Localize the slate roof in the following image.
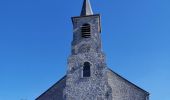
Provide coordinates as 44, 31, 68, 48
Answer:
108, 68, 149, 95
36, 68, 149, 100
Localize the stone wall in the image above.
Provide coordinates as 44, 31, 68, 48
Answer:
64, 52, 112, 100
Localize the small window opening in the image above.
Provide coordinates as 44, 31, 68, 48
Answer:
81, 23, 91, 38
83, 62, 91, 77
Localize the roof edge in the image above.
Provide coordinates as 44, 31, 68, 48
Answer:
35, 75, 66, 100
108, 68, 150, 95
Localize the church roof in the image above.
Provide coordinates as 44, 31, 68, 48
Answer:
80, 0, 93, 16
36, 76, 66, 100
36, 68, 149, 100
108, 69, 149, 95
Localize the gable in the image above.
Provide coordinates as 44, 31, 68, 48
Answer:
36, 76, 66, 100
107, 68, 149, 100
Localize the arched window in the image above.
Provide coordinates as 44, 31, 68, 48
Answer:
81, 23, 91, 38
83, 62, 91, 77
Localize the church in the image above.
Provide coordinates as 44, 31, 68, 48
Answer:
36, 0, 149, 100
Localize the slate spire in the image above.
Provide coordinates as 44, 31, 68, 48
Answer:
80, 0, 93, 16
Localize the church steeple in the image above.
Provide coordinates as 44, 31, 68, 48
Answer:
71, 0, 101, 55
80, 0, 93, 16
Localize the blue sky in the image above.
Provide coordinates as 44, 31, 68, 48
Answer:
0, 0, 170, 100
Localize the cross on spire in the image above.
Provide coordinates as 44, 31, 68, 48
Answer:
80, 0, 93, 16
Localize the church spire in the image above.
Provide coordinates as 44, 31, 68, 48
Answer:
80, 0, 93, 16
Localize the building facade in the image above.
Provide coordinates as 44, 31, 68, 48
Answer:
36, 0, 149, 100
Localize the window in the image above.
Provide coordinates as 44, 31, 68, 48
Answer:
83, 62, 91, 77
81, 23, 91, 38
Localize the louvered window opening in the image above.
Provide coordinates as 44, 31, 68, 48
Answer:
81, 24, 91, 38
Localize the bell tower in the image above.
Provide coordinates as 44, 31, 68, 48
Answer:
71, 0, 102, 55
64, 0, 112, 100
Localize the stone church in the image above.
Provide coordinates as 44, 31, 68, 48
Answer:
36, 0, 149, 100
